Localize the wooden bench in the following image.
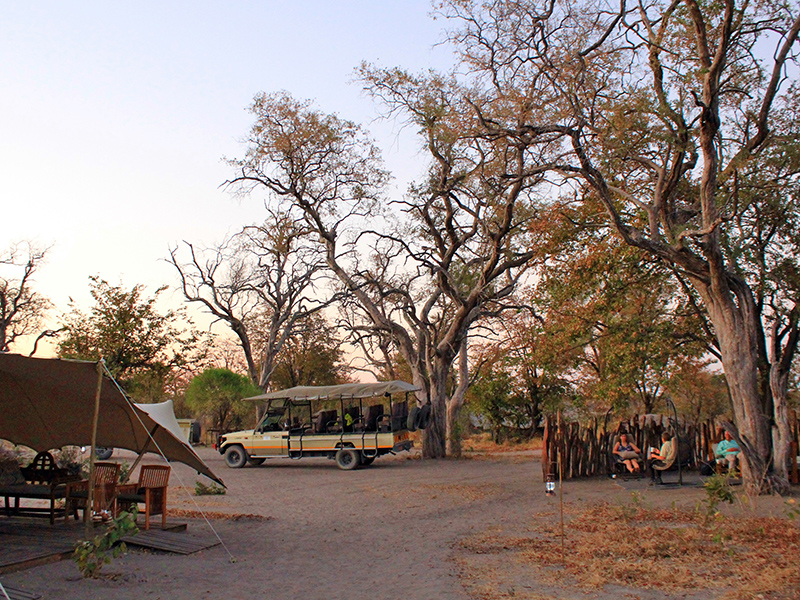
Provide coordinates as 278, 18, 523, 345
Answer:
0, 451, 81, 524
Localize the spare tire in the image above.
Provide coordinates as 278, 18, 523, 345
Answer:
190, 421, 201, 444
95, 447, 113, 460
415, 403, 432, 430
407, 406, 420, 431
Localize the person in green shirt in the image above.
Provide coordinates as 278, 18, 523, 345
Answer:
715, 431, 740, 471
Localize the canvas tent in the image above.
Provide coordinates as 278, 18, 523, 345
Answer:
0, 353, 223, 486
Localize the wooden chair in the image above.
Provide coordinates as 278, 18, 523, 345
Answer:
116, 465, 171, 530
65, 462, 120, 522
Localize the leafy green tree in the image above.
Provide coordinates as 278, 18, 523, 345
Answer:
468, 368, 514, 443
184, 368, 260, 432
666, 364, 730, 426
524, 208, 710, 416
57, 276, 208, 401
470, 302, 577, 434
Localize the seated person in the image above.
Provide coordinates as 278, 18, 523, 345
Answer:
648, 432, 676, 483
714, 431, 740, 472
613, 432, 642, 474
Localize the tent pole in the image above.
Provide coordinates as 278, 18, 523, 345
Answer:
85, 361, 104, 538
121, 424, 159, 483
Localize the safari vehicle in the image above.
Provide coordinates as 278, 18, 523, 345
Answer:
217, 381, 423, 470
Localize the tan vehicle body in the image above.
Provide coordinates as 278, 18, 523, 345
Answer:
222, 429, 411, 459
217, 381, 418, 470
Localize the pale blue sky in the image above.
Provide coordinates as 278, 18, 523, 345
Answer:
1, 1, 454, 347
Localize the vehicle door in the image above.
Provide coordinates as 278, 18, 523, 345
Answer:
249, 403, 288, 457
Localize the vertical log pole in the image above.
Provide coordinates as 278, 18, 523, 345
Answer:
85, 361, 104, 538
542, 415, 550, 482
558, 410, 565, 566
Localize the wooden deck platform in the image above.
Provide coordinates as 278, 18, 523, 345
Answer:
0, 517, 189, 575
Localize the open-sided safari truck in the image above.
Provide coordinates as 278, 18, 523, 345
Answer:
217, 381, 423, 470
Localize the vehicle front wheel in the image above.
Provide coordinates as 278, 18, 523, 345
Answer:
224, 445, 247, 468
335, 448, 361, 470
247, 457, 266, 466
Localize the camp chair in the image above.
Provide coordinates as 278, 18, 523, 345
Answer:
652, 437, 694, 485
713, 441, 741, 477
391, 400, 408, 432
65, 462, 120, 522
324, 410, 340, 433
610, 434, 643, 477
364, 404, 384, 431
116, 465, 171, 530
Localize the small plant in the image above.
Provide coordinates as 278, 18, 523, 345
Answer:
616, 491, 645, 522
118, 461, 132, 483
195, 481, 226, 496
697, 474, 735, 527
73, 507, 139, 578
785, 498, 799, 521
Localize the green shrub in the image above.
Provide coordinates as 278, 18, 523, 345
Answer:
195, 481, 226, 496
73, 507, 139, 578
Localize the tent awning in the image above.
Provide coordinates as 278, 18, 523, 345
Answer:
0, 354, 223, 486
246, 380, 419, 402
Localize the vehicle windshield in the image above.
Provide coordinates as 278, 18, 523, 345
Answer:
256, 400, 288, 432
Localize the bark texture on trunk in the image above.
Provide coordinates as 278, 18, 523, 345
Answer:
693, 279, 776, 493
423, 373, 448, 459
446, 341, 469, 458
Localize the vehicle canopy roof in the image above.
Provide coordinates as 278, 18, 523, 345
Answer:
245, 381, 419, 402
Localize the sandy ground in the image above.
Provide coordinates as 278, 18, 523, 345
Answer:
1, 447, 793, 600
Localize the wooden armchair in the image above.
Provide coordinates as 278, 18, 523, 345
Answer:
116, 465, 171, 530
65, 462, 120, 522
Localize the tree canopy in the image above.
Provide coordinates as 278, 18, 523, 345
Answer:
185, 367, 260, 432
434, 0, 800, 491
57, 276, 209, 402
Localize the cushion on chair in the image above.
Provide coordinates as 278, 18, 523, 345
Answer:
617, 451, 640, 460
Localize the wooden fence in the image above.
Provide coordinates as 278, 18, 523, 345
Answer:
542, 409, 800, 483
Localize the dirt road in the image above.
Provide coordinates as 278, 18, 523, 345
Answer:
1, 447, 772, 600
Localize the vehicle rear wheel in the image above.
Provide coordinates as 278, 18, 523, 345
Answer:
360, 454, 375, 466
224, 445, 247, 468
247, 457, 266, 466
335, 448, 361, 470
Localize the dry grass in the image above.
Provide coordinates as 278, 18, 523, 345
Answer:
414, 482, 502, 503
168, 508, 271, 521
455, 501, 800, 600
462, 432, 543, 454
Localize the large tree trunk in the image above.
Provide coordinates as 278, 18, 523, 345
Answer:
446, 340, 469, 457
695, 280, 775, 493
423, 370, 448, 458
768, 306, 799, 489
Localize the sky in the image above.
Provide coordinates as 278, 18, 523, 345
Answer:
1, 1, 455, 352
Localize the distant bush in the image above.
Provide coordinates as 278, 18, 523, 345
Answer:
195, 481, 226, 496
